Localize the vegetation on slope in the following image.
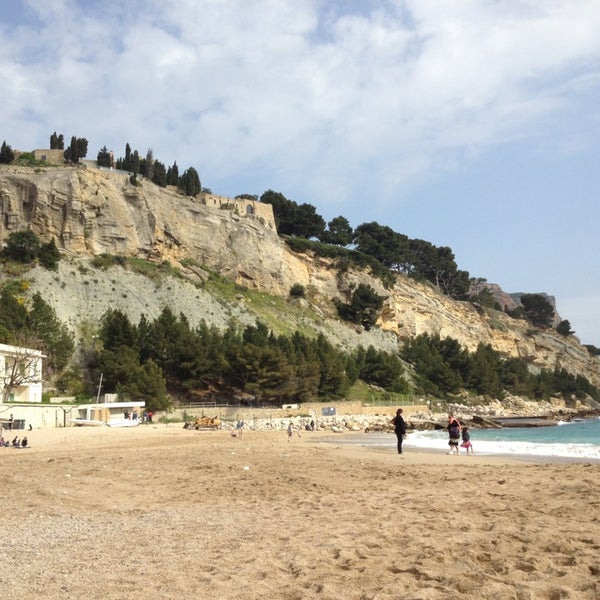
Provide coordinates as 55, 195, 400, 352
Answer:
0, 251, 596, 412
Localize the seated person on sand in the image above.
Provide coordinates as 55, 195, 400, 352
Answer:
21, 437, 28, 448
12, 436, 20, 447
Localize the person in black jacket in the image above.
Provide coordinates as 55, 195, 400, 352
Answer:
391, 408, 407, 454
447, 415, 461, 455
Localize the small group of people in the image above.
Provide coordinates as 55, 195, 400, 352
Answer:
447, 415, 474, 455
390, 409, 474, 456
287, 419, 316, 440
287, 421, 302, 440
0, 436, 28, 448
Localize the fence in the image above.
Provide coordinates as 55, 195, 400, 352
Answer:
162, 397, 434, 424
363, 394, 446, 410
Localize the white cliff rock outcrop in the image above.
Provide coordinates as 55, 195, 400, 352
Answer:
1, 164, 598, 388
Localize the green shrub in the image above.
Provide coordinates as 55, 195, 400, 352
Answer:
91, 254, 126, 269
336, 283, 385, 330
289, 283, 306, 298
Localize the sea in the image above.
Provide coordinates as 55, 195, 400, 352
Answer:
333, 417, 600, 461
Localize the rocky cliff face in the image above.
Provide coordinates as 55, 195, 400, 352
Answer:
0, 164, 293, 293
1, 164, 599, 388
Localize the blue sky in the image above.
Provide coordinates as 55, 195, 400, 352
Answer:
1, 0, 599, 344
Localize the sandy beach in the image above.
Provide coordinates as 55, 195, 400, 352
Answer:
1, 425, 599, 599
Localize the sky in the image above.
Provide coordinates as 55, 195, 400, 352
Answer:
1, 0, 599, 345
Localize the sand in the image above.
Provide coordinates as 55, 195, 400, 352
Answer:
1, 425, 599, 600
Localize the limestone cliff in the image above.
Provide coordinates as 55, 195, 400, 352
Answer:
1, 164, 598, 389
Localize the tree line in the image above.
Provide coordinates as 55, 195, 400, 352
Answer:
87, 307, 407, 411
103, 143, 202, 196
1, 131, 88, 165
88, 307, 597, 411
258, 190, 578, 336
1, 133, 202, 198
258, 189, 470, 298
401, 333, 597, 400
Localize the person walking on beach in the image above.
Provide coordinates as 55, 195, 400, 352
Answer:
391, 408, 407, 454
447, 415, 461, 455
287, 422, 293, 441
460, 426, 473, 455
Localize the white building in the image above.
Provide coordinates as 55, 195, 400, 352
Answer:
0, 342, 44, 403
71, 401, 146, 426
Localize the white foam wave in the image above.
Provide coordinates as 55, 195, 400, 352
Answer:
405, 430, 600, 460
329, 429, 600, 460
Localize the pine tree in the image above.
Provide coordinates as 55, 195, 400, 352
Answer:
38, 238, 61, 270
123, 143, 132, 171
27, 292, 74, 374
166, 161, 179, 186
0, 140, 15, 164
97, 146, 112, 168
179, 167, 201, 196
50, 132, 64, 149
64, 136, 88, 163
152, 160, 167, 187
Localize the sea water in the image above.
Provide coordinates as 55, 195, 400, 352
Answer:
339, 417, 600, 460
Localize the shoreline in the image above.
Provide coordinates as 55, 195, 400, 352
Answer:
314, 431, 600, 465
7, 423, 600, 465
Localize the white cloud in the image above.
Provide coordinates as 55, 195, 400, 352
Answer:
3, 1, 600, 189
